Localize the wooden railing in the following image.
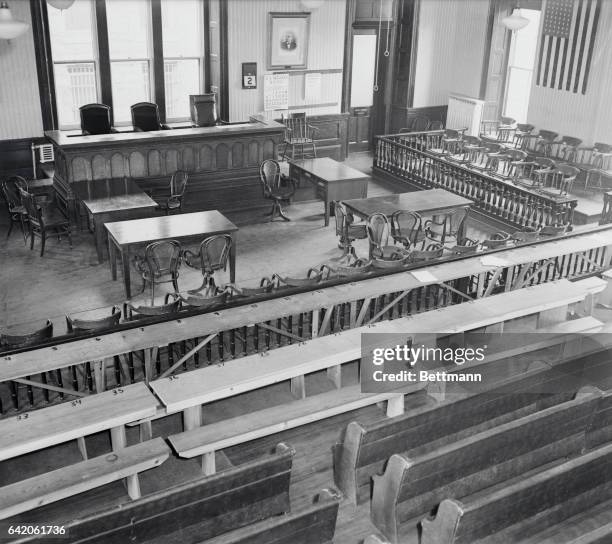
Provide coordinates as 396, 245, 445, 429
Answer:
1, 228, 610, 416
374, 133, 578, 229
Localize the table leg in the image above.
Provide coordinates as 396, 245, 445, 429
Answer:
324, 196, 330, 227
229, 233, 236, 283
94, 218, 105, 264
122, 246, 132, 299
458, 207, 469, 241
109, 238, 117, 280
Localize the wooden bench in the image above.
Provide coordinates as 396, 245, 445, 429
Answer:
371, 386, 603, 542
421, 441, 612, 544
14, 443, 295, 544
204, 489, 340, 544
363, 536, 389, 544
0, 438, 169, 520
333, 360, 590, 505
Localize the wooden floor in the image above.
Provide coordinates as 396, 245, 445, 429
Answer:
0, 152, 501, 334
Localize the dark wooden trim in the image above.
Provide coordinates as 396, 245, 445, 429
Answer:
388, 104, 447, 132
383, 0, 401, 133
30, 0, 57, 131
218, 0, 229, 121
94, 0, 113, 122
203, 0, 212, 88
0, 137, 47, 178
341, 0, 357, 112
150, 0, 166, 122
479, 0, 496, 100
407, 0, 420, 107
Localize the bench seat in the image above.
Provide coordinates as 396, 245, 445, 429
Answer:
0, 438, 170, 520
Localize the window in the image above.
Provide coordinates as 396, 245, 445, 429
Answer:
503, 9, 542, 123
106, 0, 153, 124
48, 0, 98, 129
161, 0, 204, 121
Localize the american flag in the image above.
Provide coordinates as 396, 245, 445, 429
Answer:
536, 0, 601, 94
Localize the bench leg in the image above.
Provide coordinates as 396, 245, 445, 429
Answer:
110, 424, 142, 499
77, 436, 88, 460
537, 305, 568, 328
139, 421, 153, 442
126, 474, 142, 500
201, 452, 216, 475
427, 380, 446, 402
386, 394, 405, 417
291, 375, 306, 399
183, 406, 202, 431
92, 360, 106, 393
327, 366, 342, 389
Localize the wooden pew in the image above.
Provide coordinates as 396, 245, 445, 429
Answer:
154, 279, 591, 475
420, 441, 612, 544
333, 364, 585, 506
204, 489, 340, 544
587, 389, 612, 449
12, 443, 295, 544
371, 386, 603, 542
0, 438, 169, 519
363, 536, 389, 544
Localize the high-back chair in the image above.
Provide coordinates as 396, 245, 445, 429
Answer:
151, 170, 188, 215
367, 213, 398, 259
79, 103, 115, 135
20, 189, 72, 256
131, 102, 169, 132
190, 94, 221, 127
334, 202, 367, 259
259, 159, 296, 221
133, 240, 182, 305
183, 234, 232, 294
391, 210, 422, 248
280, 112, 317, 160
1, 177, 28, 241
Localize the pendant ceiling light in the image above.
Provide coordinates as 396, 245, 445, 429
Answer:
0, 2, 29, 40
301, 0, 325, 10
502, 7, 530, 31
47, 0, 76, 10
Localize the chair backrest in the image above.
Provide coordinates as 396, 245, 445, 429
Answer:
516, 123, 534, 133
123, 296, 181, 321
190, 93, 218, 127
131, 102, 162, 132
538, 129, 558, 141
500, 116, 516, 126
594, 142, 612, 154
19, 189, 42, 225
80, 103, 112, 135
533, 157, 556, 169
504, 149, 527, 162
556, 164, 580, 178
367, 213, 390, 250
282, 112, 310, 141
144, 240, 182, 277
334, 201, 349, 238
0, 320, 53, 349
199, 234, 232, 274
170, 170, 189, 198
410, 116, 430, 131
391, 210, 421, 246
260, 159, 281, 196
66, 307, 121, 334
428, 120, 444, 130
1, 176, 27, 209
561, 135, 582, 148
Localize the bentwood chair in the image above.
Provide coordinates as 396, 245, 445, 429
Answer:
183, 234, 232, 294
0, 320, 54, 410
260, 159, 296, 221
366, 213, 399, 260
600, 192, 612, 225
134, 240, 182, 305
150, 170, 189, 215
1, 177, 28, 241
66, 307, 122, 389
428, 120, 445, 130
280, 112, 318, 160
79, 103, 116, 135
131, 102, 169, 132
391, 210, 423, 248
20, 189, 71, 256
334, 201, 367, 259
424, 207, 469, 246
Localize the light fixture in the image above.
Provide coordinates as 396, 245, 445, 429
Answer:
502, 7, 530, 31
0, 2, 29, 40
47, 0, 76, 10
301, 0, 325, 10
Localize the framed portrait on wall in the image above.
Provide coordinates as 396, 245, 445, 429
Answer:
267, 12, 311, 70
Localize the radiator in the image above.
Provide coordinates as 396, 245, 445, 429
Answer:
446, 94, 484, 136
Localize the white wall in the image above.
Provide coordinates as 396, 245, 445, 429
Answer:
226, 0, 346, 121
0, 0, 43, 140
526, 0, 612, 145
413, 0, 490, 107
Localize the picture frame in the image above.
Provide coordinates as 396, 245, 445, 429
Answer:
267, 12, 311, 70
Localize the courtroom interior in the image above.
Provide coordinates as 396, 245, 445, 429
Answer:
1, 0, 612, 542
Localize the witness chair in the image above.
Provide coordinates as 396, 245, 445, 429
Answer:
280, 113, 318, 160
190, 94, 225, 127
150, 170, 189, 215
260, 159, 296, 221
20, 189, 71, 256
131, 102, 169, 132
1, 177, 28, 241
183, 234, 232, 295
428, 120, 444, 130
133, 240, 182, 305
424, 207, 469, 246
334, 202, 367, 259
366, 213, 398, 260
79, 103, 116, 135
390, 210, 423, 248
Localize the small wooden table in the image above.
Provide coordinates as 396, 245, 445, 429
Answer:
343, 189, 473, 240
105, 210, 238, 298
73, 179, 157, 264
290, 158, 369, 226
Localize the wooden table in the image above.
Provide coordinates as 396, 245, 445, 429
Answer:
105, 210, 238, 298
290, 158, 369, 226
73, 178, 157, 264
343, 189, 473, 240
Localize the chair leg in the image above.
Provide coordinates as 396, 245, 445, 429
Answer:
6, 219, 13, 239
277, 201, 291, 222
40, 231, 46, 257
172, 278, 179, 293
29, 229, 35, 250
151, 281, 155, 306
